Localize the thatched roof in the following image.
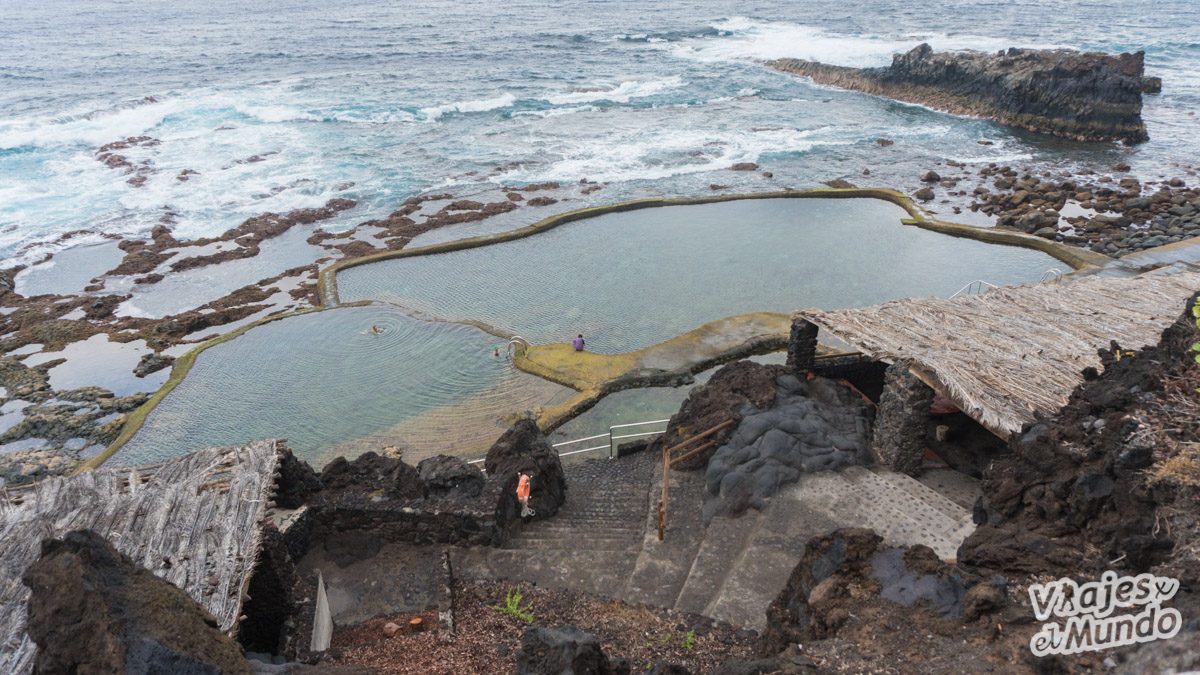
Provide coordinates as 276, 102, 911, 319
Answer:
797, 271, 1200, 437
0, 441, 282, 674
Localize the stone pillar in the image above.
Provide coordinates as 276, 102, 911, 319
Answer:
787, 318, 819, 375
870, 359, 933, 476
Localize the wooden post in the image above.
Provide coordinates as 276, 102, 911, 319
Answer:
658, 445, 669, 541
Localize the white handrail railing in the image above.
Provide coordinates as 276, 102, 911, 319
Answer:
949, 279, 999, 299
466, 417, 672, 465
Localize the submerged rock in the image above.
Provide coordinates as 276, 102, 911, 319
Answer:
772, 44, 1150, 143
23, 529, 252, 674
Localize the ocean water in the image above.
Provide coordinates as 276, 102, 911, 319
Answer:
2, 0, 1198, 266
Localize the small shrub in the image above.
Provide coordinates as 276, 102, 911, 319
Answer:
681, 629, 696, 651
493, 587, 535, 623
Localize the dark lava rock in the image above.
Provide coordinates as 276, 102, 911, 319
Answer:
960, 295, 1200, 577
23, 529, 251, 675
527, 196, 559, 207
319, 451, 423, 501
730, 162, 759, 171
913, 186, 935, 202
134, 352, 175, 378
485, 418, 567, 519
772, 44, 1150, 143
703, 375, 872, 521
275, 447, 322, 509
822, 178, 857, 189
1140, 76, 1163, 94
762, 528, 986, 654
418, 454, 484, 499
920, 170, 941, 183
875, 138, 894, 146
659, 360, 780, 471
515, 625, 620, 675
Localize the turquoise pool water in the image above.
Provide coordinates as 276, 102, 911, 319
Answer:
113, 305, 566, 467
337, 198, 1061, 353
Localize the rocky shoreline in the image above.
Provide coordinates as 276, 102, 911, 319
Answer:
904, 159, 1200, 257
773, 44, 1152, 144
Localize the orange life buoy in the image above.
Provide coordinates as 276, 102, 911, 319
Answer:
516, 474, 531, 502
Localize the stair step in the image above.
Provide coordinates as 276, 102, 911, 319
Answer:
914, 468, 982, 511
503, 537, 640, 552
619, 466, 707, 608
842, 466, 970, 532
871, 468, 975, 520
789, 467, 973, 561
704, 494, 840, 630
673, 510, 762, 616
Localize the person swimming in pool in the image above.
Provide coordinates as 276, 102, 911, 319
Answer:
370, 324, 382, 334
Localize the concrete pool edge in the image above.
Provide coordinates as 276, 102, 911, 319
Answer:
317, 187, 1110, 305
75, 306, 324, 473
83, 187, 1110, 473
515, 312, 796, 433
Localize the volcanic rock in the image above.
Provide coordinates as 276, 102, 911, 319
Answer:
515, 625, 620, 675
23, 529, 251, 674
418, 454, 485, 499
771, 44, 1150, 143
659, 361, 780, 470
319, 451, 423, 501
484, 418, 567, 519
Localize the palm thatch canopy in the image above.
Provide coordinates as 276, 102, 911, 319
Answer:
0, 440, 283, 674
797, 271, 1200, 437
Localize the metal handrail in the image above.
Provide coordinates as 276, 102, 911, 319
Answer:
465, 417, 672, 465
949, 279, 999, 299
1040, 268, 1065, 284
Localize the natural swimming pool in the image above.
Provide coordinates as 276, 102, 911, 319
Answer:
336, 198, 1062, 353
113, 305, 574, 467
115, 196, 1064, 468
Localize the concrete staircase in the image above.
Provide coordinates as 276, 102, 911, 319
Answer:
450, 453, 653, 597
451, 453, 980, 632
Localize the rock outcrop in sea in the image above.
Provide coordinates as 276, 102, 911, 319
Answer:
771, 44, 1151, 143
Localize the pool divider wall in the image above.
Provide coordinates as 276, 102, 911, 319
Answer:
84, 187, 1111, 473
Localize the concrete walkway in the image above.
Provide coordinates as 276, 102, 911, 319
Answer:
513, 313, 792, 429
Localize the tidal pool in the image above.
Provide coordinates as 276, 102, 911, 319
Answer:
336, 198, 1062, 353
113, 305, 570, 467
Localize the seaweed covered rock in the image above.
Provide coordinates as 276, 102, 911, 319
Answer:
485, 418, 567, 519
23, 530, 251, 675
418, 454, 484, 499
660, 361, 781, 471
703, 375, 872, 521
515, 625, 621, 675
319, 451, 423, 501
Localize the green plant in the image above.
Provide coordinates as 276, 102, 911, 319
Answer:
681, 629, 696, 651
492, 587, 535, 624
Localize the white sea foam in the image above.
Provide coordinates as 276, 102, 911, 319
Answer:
419, 93, 517, 120
501, 123, 854, 184
542, 76, 686, 105
669, 17, 1058, 69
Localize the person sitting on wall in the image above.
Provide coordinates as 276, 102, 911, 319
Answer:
572, 334, 585, 352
